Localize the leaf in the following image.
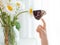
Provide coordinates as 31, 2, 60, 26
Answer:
15, 22, 20, 30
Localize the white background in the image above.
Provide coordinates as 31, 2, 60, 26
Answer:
33, 0, 60, 45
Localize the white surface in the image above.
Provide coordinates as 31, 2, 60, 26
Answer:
33, 0, 59, 45
0, 25, 4, 45
20, 38, 37, 45
34, 0, 59, 45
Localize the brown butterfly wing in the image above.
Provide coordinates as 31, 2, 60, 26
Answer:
33, 10, 42, 20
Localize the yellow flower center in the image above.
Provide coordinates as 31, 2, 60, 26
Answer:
29, 8, 33, 15
16, 2, 20, 7
7, 5, 13, 11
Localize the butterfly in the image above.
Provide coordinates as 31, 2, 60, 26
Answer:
33, 10, 46, 20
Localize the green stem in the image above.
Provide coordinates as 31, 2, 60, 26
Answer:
16, 11, 28, 17
0, 8, 2, 13
0, 20, 3, 26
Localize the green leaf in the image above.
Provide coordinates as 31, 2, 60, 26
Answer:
15, 22, 20, 30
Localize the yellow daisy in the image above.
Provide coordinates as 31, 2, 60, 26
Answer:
29, 8, 33, 15
7, 5, 13, 11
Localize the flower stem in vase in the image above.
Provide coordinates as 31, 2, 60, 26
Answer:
4, 26, 9, 45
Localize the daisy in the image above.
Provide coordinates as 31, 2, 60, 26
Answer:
7, 5, 13, 11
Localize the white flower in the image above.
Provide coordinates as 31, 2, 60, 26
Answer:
15, 1, 25, 10
7, 5, 13, 11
